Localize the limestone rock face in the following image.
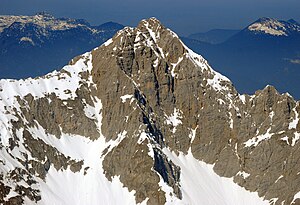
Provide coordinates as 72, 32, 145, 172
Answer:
0, 18, 300, 204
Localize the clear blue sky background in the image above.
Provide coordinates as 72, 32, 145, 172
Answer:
1, 0, 299, 35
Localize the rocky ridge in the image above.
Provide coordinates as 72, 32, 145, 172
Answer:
0, 12, 101, 33
0, 17, 300, 204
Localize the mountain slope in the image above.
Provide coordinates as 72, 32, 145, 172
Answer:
188, 29, 240, 44
0, 12, 124, 79
0, 18, 300, 205
183, 17, 300, 99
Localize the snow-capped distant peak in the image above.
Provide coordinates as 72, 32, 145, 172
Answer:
248, 18, 287, 36
0, 13, 93, 33
247, 17, 300, 36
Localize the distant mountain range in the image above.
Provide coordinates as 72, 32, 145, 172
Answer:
183, 17, 300, 99
0, 12, 124, 79
188, 29, 240, 44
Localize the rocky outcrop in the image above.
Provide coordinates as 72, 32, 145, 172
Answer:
92, 18, 300, 204
0, 18, 299, 204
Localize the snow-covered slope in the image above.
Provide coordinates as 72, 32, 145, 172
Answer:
1, 17, 300, 205
0, 52, 141, 204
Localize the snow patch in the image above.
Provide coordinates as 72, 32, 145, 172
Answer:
237, 171, 250, 179
207, 71, 230, 92
104, 38, 113, 46
248, 20, 287, 36
37, 165, 137, 205
162, 148, 269, 205
228, 111, 234, 129
189, 126, 198, 143
166, 108, 182, 133
244, 128, 273, 147
137, 132, 148, 144
292, 132, 300, 146
281, 136, 290, 145
269, 111, 275, 121
184, 46, 208, 72
120, 94, 133, 103
239, 94, 246, 104
292, 191, 300, 203
170, 56, 183, 77
153, 58, 159, 67
289, 106, 299, 129
83, 103, 97, 120
183, 45, 231, 92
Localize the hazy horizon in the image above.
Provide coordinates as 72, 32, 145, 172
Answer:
1, 0, 300, 36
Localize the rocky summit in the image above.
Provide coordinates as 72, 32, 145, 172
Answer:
0, 17, 300, 205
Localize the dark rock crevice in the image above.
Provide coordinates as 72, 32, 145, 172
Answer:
153, 148, 182, 199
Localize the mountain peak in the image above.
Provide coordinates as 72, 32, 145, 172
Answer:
138, 17, 163, 28
1, 17, 300, 205
248, 17, 288, 36
247, 17, 300, 36
255, 17, 275, 22
103, 17, 231, 91
136, 17, 167, 41
35, 11, 54, 18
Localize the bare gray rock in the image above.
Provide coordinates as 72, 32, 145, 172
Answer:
0, 18, 299, 205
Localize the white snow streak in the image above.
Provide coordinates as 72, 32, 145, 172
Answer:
104, 38, 113, 46
189, 126, 198, 143
289, 106, 299, 130
170, 56, 183, 77
292, 191, 300, 203
244, 128, 273, 147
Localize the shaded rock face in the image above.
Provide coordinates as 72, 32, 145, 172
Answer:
0, 18, 300, 204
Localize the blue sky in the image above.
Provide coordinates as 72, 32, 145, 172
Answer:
1, 0, 300, 35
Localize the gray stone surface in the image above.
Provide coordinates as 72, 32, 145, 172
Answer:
0, 18, 300, 204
